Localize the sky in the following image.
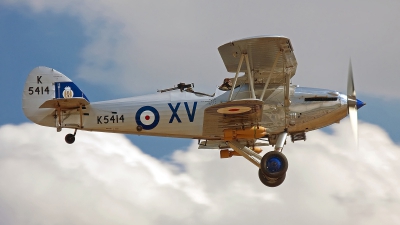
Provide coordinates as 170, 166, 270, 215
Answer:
0, 0, 400, 224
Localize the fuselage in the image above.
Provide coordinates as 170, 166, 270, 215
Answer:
55, 84, 348, 139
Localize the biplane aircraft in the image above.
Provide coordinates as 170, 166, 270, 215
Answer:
22, 36, 365, 187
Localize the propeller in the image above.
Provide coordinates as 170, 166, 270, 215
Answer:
347, 60, 365, 146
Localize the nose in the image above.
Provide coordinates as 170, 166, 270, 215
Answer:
356, 99, 366, 109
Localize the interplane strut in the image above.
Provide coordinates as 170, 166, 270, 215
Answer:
228, 54, 244, 101
260, 51, 282, 100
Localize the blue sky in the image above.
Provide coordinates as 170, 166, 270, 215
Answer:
1, 4, 399, 159
0, 6, 192, 158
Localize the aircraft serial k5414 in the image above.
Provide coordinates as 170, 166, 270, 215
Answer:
23, 36, 365, 187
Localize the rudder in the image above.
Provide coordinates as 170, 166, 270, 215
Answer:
22, 66, 88, 127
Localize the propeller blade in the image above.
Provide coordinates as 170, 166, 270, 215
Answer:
349, 106, 358, 146
347, 60, 358, 146
347, 60, 356, 98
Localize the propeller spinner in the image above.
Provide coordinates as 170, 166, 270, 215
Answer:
347, 60, 366, 146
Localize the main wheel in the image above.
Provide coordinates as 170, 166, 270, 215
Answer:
260, 151, 288, 178
258, 169, 286, 187
65, 133, 75, 144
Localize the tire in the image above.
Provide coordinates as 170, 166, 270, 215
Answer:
260, 151, 288, 178
258, 169, 286, 187
65, 134, 75, 144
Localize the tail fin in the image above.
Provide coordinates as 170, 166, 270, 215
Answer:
22, 66, 89, 127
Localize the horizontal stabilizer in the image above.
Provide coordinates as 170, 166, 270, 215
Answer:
39, 98, 90, 110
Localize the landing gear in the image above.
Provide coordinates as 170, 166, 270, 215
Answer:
65, 134, 75, 144
260, 151, 288, 178
226, 137, 289, 187
65, 129, 77, 144
258, 169, 286, 187
258, 150, 288, 187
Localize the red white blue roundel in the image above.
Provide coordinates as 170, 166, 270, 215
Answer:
135, 106, 160, 130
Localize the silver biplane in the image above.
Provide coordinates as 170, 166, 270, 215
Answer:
22, 36, 365, 187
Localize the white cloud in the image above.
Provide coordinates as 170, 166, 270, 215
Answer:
0, 121, 399, 225
3, 0, 400, 98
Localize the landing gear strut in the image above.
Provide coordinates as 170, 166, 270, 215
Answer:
65, 129, 77, 144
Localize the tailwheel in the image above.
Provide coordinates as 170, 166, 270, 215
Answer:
258, 169, 286, 187
65, 133, 75, 144
260, 151, 288, 178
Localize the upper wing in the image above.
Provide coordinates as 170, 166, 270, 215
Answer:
218, 36, 297, 85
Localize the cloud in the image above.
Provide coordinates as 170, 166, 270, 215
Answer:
3, 0, 400, 98
0, 121, 399, 225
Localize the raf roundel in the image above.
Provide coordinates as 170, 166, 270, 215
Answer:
135, 106, 160, 130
